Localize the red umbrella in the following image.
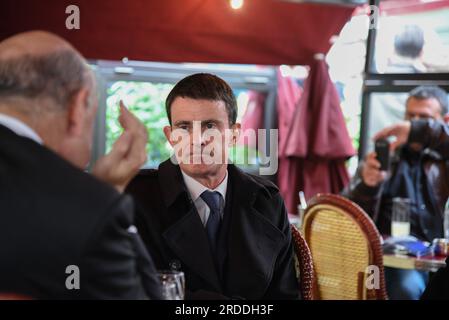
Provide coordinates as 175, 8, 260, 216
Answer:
277, 70, 303, 213
280, 59, 355, 214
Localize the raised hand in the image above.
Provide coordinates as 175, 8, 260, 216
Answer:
373, 121, 411, 152
361, 152, 387, 187
92, 101, 148, 192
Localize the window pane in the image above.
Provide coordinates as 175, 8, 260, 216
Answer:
367, 91, 449, 152
374, 1, 449, 73
327, 13, 369, 174
367, 92, 408, 152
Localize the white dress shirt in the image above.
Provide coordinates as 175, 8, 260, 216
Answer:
181, 170, 228, 226
0, 113, 43, 144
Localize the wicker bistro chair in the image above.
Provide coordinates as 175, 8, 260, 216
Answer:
302, 194, 388, 300
291, 224, 315, 300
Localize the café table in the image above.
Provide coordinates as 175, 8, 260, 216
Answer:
383, 253, 446, 273
382, 235, 447, 272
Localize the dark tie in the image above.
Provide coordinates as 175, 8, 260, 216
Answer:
200, 190, 222, 253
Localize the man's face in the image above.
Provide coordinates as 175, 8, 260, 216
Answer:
164, 97, 239, 179
405, 97, 443, 121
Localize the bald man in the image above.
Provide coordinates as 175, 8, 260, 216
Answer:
0, 31, 161, 299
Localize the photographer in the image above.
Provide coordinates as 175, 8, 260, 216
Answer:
342, 86, 449, 299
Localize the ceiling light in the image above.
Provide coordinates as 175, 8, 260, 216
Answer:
230, 0, 244, 10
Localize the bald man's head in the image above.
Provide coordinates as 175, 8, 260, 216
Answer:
0, 31, 74, 59
0, 31, 99, 169
0, 31, 95, 112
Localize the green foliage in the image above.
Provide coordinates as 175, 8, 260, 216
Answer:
230, 144, 260, 168
106, 81, 174, 167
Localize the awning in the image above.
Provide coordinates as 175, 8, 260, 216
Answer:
0, 0, 354, 65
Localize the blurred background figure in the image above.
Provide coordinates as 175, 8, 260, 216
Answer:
387, 24, 426, 73
343, 85, 449, 300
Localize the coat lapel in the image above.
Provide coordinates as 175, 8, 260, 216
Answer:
158, 160, 222, 292
224, 165, 286, 298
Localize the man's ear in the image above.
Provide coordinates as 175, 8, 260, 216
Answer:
66, 88, 90, 137
443, 114, 449, 124
163, 125, 174, 146
230, 123, 241, 145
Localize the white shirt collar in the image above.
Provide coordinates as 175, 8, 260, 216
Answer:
181, 170, 228, 202
0, 113, 43, 144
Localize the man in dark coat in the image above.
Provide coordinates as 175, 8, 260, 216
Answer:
126, 73, 300, 300
0, 31, 161, 299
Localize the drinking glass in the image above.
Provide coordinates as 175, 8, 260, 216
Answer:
160, 281, 177, 300
158, 270, 185, 300
391, 197, 411, 237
